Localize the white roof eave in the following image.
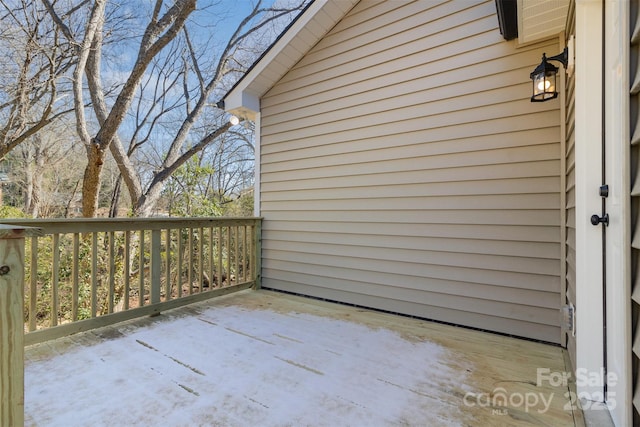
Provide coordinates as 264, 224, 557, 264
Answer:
223, 0, 359, 120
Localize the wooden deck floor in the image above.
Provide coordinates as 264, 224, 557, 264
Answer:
24, 289, 584, 426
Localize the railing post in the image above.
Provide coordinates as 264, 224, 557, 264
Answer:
253, 220, 262, 290
0, 225, 42, 427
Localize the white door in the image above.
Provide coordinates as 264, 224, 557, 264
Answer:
574, 1, 632, 424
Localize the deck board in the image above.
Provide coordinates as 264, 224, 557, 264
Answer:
24, 289, 582, 426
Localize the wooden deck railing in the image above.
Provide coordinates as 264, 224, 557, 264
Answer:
1, 217, 261, 345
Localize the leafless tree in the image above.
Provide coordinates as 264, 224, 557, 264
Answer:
44, 0, 306, 217
210, 126, 256, 207
7, 122, 82, 218
0, 0, 75, 159
160, 124, 255, 217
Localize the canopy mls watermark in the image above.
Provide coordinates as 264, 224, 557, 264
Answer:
463, 367, 618, 416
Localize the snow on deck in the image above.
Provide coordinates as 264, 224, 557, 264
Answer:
24, 290, 579, 426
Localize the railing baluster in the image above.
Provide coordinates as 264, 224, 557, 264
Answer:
226, 226, 231, 286
151, 229, 161, 305
72, 234, 79, 321
242, 225, 248, 283
51, 234, 60, 327
188, 228, 194, 295
189, 228, 196, 295
124, 230, 130, 310
254, 222, 262, 289
29, 236, 38, 332
108, 231, 115, 314
91, 232, 98, 317
139, 230, 145, 307
209, 226, 214, 290
178, 228, 183, 298
247, 225, 256, 280
217, 226, 223, 286
187, 228, 193, 295
235, 227, 240, 283
198, 227, 204, 293
234, 227, 239, 286
165, 228, 171, 301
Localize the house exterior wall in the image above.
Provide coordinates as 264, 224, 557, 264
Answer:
258, 0, 564, 343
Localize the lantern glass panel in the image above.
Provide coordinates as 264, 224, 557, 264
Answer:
531, 70, 558, 101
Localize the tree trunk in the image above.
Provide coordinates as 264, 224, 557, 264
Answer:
24, 163, 33, 215
109, 176, 122, 218
64, 180, 80, 218
30, 147, 45, 218
82, 143, 106, 217
23, 146, 44, 218
30, 172, 41, 218
133, 184, 164, 218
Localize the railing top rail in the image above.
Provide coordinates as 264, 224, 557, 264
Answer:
0, 217, 261, 234
0, 224, 44, 238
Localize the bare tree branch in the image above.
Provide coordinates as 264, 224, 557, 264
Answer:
0, 0, 76, 158
36, 0, 307, 217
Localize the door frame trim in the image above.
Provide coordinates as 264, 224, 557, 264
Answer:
604, 0, 632, 425
574, 0, 605, 398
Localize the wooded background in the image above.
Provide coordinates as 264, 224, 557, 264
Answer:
0, 0, 307, 218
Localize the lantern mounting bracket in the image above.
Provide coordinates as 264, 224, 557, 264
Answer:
546, 48, 568, 69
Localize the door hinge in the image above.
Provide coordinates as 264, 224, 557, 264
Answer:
599, 184, 609, 198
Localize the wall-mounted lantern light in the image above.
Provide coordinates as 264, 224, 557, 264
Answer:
530, 47, 568, 102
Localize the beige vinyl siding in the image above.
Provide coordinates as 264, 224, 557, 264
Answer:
564, 2, 577, 370
259, 0, 563, 343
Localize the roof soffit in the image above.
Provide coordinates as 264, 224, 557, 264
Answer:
518, 0, 570, 44
223, 0, 359, 119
